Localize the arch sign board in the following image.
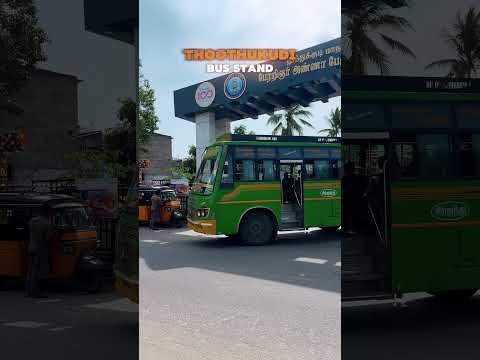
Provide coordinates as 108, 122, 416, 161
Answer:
174, 38, 341, 122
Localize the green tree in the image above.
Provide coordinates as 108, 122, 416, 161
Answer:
267, 105, 313, 136
138, 74, 159, 153
319, 107, 341, 137
425, 7, 480, 78
182, 145, 196, 177
342, 0, 415, 75
233, 124, 255, 135
0, 0, 48, 113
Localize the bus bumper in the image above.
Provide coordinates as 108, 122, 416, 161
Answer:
114, 270, 139, 304
187, 218, 216, 235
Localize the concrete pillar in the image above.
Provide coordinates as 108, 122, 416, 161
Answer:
195, 112, 216, 170
215, 118, 231, 139
195, 114, 231, 170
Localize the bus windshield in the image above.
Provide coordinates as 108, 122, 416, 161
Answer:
193, 146, 221, 194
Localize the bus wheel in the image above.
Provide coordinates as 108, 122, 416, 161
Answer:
239, 211, 275, 245
430, 289, 478, 302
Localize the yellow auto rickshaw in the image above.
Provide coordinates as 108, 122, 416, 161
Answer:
151, 188, 185, 228
138, 185, 170, 224
0, 193, 106, 292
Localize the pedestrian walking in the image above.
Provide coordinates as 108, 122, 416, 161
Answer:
26, 204, 53, 298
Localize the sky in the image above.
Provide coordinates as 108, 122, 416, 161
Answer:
140, 0, 341, 159
345, 0, 479, 77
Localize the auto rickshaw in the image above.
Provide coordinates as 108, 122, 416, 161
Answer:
138, 185, 170, 225
158, 188, 185, 227
0, 193, 107, 292
151, 188, 185, 228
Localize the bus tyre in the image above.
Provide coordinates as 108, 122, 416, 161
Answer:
239, 211, 275, 246
430, 289, 478, 302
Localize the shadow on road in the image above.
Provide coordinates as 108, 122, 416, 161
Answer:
0, 285, 138, 360
140, 227, 341, 293
342, 294, 480, 359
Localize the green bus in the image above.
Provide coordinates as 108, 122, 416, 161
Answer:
342, 75, 480, 302
188, 134, 341, 245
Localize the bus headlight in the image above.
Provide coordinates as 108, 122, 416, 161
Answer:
196, 208, 210, 217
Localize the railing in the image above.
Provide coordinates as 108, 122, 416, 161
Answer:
178, 194, 188, 216
93, 217, 117, 267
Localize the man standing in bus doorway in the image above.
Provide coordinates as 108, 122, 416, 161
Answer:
149, 190, 161, 230
342, 161, 360, 235
26, 204, 53, 298
282, 173, 292, 203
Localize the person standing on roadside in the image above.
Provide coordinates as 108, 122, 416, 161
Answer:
149, 190, 161, 230
26, 204, 53, 298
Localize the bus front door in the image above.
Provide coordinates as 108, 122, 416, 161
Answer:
279, 161, 304, 229
342, 137, 392, 299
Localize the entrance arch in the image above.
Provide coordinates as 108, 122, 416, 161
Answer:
174, 38, 341, 169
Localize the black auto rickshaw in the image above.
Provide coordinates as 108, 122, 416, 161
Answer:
0, 193, 107, 292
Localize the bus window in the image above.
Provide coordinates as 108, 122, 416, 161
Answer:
256, 160, 277, 181
305, 160, 330, 179
278, 147, 301, 159
234, 146, 255, 159
304, 147, 329, 158
234, 160, 256, 181
221, 151, 234, 184
394, 142, 416, 178
417, 134, 450, 177
459, 134, 480, 177
257, 147, 276, 159
330, 148, 342, 178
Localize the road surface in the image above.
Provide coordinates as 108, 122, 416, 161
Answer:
140, 226, 341, 360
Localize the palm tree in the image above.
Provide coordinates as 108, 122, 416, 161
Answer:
267, 105, 313, 136
343, 0, 415, 75
425, 7, 480, 78
319, 108, 341, 137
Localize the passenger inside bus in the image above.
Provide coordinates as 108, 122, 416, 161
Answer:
282, 172, 294, 203
342, 161, 368, 234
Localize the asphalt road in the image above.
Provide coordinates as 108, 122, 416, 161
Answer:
342, 292, 480, 359
0, 281, 138, 360
140, 226, 341, 360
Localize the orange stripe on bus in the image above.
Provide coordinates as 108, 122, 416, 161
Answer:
218, 199, 280, 205
221, 184, 280, 200
304, 197, 340, 201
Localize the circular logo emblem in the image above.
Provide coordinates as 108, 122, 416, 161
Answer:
224, 73, 247, 99
195, 82, 215, 107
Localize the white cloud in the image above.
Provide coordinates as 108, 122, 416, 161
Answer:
142, 0, 341, 158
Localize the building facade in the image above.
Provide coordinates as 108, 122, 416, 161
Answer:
0, 69, 80, 186
140, 133, 176, 184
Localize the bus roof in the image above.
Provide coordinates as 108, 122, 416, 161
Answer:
214, 134, 340, 145
343, 75, 480, 101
